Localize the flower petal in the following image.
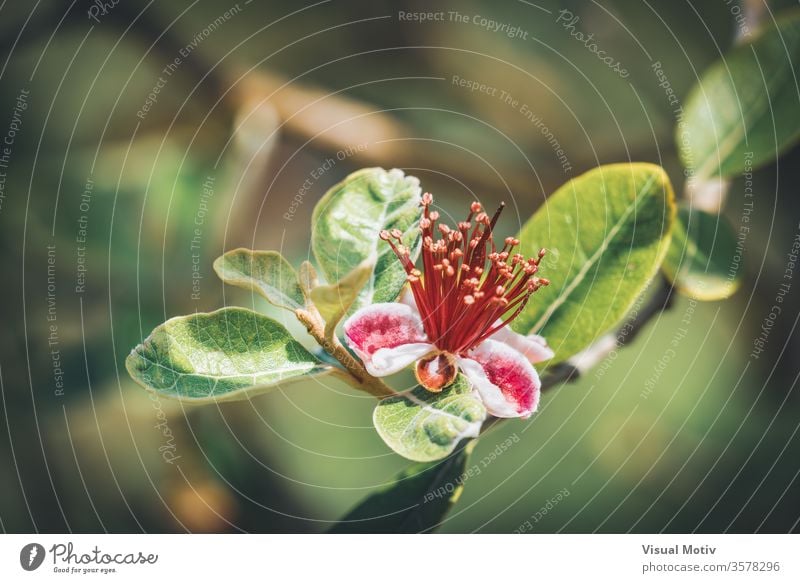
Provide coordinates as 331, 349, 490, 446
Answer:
370, 343, 434, 377
490, 324, 555, 364
458, 339, 541, 418
343, 303, 433, 376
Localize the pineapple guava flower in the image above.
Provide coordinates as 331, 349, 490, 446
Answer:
344, 194, 553, 418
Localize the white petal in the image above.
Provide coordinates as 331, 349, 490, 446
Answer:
490, 324, 555, 364
458, 358, 519, 418
458, 339, 541, 418
343, 303, 430, 377
368, 343, 434, 377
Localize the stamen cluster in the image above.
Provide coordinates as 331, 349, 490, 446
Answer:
381, 193, 549, 355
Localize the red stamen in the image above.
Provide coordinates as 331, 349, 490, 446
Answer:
384, 194, 549, 356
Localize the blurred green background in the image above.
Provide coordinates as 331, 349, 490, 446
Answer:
0, 0, 798, 533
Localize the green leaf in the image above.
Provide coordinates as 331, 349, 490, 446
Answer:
514, 163, 676, 363
298, 260, 319, 297
329, 440, 477, 533
126, 307, 328, 402
373, 375, 486, 462
213, 248, 305, 311
680, 11, 800, 178
662, 205, 742, 301
311, 168, 421, 311
310, 254, 375, 338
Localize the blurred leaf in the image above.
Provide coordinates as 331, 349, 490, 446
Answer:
310, 254, 375, 338
373, 375, 485, 462
311, 168, 421, 311
330, 440, 477, 533
213, 249, 305, 311
127, 307, 329, 402
680, 11, 800, 178
514, 163, 676, 363
663, 205, 742, 301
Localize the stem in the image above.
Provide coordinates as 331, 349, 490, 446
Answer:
295, 308, 396, 398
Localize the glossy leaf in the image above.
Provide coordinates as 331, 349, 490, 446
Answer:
213, 248, 305, 311
514, 163, 676, 363
373, 375, 485, 462
311, 168, 421, 311
663, 205, 742, 301
126, 307, 328, 402
329, 440, 476, 533
680, 12, 800, 178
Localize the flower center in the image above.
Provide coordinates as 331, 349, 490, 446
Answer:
414, 351, 458, 392
381, 194, 549, 356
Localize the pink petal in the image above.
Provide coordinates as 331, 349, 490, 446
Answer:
490, 325, 555, 364
458, 339, 541, 418
343, 303, 433, 377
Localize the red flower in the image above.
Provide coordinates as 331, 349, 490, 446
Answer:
344, 194, 553, 418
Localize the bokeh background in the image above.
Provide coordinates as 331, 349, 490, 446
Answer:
1, 0, 799, 533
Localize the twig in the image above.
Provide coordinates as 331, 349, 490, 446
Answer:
295, 308, 397, 398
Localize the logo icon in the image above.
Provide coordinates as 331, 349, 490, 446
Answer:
20, 543, 46, 571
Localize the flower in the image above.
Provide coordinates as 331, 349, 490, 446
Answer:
343, 193, 554, 419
